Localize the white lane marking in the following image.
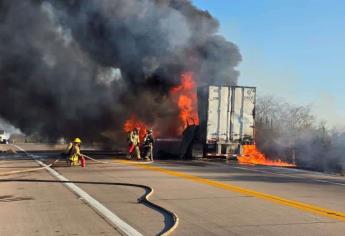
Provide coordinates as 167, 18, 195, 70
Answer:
9, 144, 28, 153
35, 160, 142, 236
232, 166, 345, 186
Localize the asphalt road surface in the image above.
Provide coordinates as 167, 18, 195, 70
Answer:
1, 148, 345, 235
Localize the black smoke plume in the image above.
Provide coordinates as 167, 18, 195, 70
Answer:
0, 0, 241, 142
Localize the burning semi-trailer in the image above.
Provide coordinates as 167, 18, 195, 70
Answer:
196, 85, 294, 166
151, 83, 295, 167
197, 85, 256, 157
176, 85, 255, 160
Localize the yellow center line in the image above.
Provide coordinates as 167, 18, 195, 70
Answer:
117, 160, 345, 222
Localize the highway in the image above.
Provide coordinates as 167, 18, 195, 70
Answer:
1, 149, 345, 235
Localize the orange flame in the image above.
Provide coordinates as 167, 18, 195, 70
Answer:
123, 115, 149, 141
238, 145, 295, 167
170, 72, 199, 133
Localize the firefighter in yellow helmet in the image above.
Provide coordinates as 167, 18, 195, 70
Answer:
64, 140, 73, 164
67, 138, 86, 167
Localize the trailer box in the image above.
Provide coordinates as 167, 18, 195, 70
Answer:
197, 86, 256, 157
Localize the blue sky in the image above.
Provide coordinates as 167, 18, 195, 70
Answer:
192, 0, 345, 127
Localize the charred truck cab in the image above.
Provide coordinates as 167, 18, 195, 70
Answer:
197, 85, 256, 158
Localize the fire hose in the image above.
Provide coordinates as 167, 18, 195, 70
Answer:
104, 182, 179, 236
81, 154, 179, 236
0, 158, 59, 177
0, 144, 60, 177
82, 154, 154, 165
1, 145, 179, 236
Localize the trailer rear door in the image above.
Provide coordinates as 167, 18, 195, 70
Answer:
206, 86, 232, 143
231, 87, 256, 143
206, 86, 255, 144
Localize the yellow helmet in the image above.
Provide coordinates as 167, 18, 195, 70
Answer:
73, 137, 82, 143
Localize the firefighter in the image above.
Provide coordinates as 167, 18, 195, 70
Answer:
128, 127, 141, 160
68, 138, 86, 167
64, 141, 73, 165
143, 128, 154, 161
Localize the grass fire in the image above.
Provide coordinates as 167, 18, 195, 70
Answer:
238, 145, 295, 167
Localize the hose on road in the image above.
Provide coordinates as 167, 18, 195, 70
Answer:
82, 154, 154, 165
0, 159, 60, 177
81, 154, 179, 236
107, 182, 179, 236
0, 144, 60, 177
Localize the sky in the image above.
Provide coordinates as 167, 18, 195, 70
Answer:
192, 0, 345, 128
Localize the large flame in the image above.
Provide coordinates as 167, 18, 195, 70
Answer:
123, 115, 149, 141
170, 72, 199, 134
238, 145, 295, 167
122, 72, 199, 138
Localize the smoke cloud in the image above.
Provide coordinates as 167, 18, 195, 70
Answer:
0, 0, 241, 141
256, 96, 345, 174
